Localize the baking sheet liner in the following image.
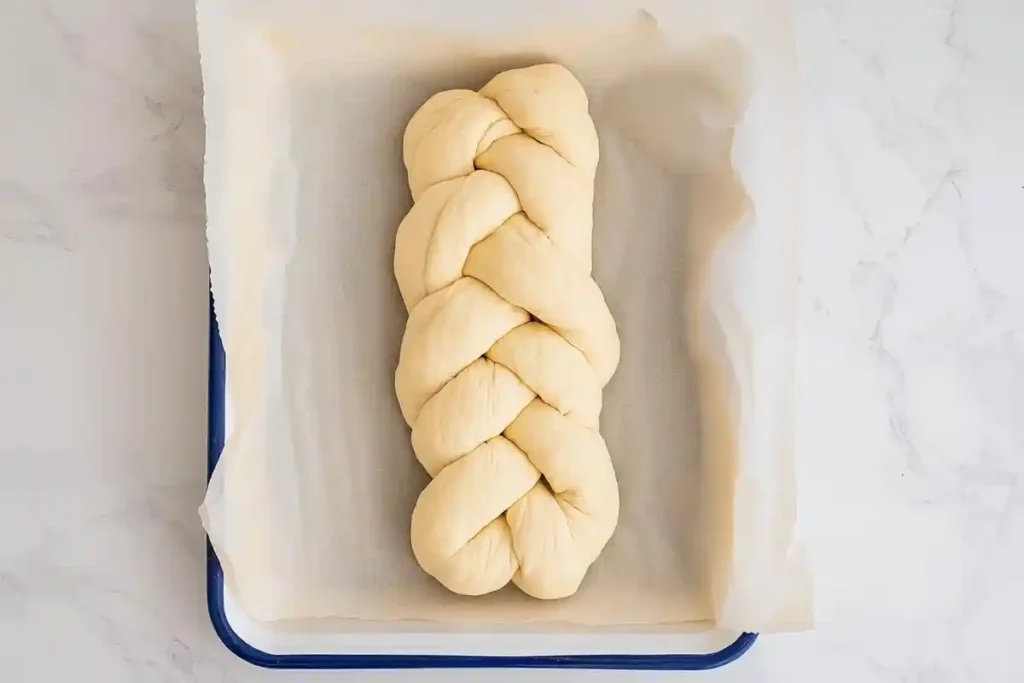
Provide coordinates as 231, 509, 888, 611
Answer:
198, 0, 811, 632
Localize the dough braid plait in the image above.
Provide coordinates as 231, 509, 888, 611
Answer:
394, 64, 620, 599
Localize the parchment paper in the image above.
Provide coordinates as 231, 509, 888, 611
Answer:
198, 0, 812, 632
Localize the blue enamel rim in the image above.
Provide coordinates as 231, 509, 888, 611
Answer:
206, 300, 757, 669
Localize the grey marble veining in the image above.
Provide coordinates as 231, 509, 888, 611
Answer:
1, 0, 1022, 680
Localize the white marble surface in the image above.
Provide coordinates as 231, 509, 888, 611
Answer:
1, 0, 1022, 680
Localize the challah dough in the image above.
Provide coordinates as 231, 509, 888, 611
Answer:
394, 64, 620, 599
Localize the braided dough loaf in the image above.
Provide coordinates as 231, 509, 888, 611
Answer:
394, 64, 621, 599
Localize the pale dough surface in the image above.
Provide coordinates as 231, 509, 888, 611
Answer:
394, 64, 621, 599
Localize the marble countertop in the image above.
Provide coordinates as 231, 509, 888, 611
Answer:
2, 0, 1022, 680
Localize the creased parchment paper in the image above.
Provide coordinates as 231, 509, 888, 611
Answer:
198, 0, 812, 632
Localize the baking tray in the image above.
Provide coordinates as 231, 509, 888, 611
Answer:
206, 301, 757, 669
